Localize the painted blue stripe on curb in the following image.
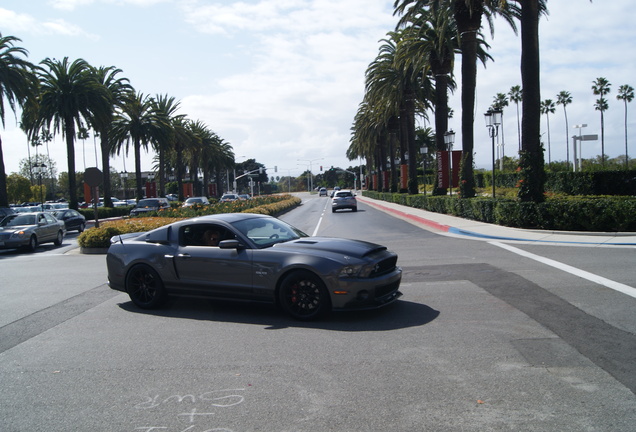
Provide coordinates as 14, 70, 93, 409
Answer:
447, 227, 636, 246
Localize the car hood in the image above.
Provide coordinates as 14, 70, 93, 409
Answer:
273, 236, 387, 259
0, 224, 34, 232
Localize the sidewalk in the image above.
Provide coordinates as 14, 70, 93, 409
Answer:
357, 195, 636, 247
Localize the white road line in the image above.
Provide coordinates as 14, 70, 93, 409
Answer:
312, 198, 330, 236
491, 241, 636, 299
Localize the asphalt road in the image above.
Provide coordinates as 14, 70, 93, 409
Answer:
1, 193, 635, 431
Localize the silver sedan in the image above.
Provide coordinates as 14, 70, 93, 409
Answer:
107, 213, 402, 320
0, 212, 66, 251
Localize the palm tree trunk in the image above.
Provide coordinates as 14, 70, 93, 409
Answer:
65, 120, 79, 209
519, 0, 545, 202
0, 137, 8, 207
458, 27, 478, 198
100, 130, 113, 207
134, 137, 143, 200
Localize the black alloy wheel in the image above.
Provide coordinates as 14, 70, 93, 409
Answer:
279, 270, 330, 321
125, 264, 167, 309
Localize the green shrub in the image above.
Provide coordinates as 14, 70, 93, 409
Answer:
363, 190, 636, 232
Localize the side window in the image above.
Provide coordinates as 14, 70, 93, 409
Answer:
181, 224, 235, 247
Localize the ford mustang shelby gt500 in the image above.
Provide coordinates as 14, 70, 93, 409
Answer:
107, 213, 402, 320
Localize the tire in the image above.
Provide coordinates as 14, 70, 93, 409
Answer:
26, 235, 38, 252
332, 209, 336, 213
125, 264, 167, 309
278, 270, 330, 321
54, 231, 63, 246
352, 207, 357, 212
77, 222, 85, 233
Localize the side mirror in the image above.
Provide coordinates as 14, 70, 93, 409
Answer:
219, 239, 241, 249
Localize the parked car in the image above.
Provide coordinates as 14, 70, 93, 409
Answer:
130, 198, 170, 216
239, 194, 251, 200
182, 197, 210, 207
332, 189, 357, 213
42, 202, 69, 211
220, 193, 240, 202
0, 207, 15, 221
106, 213, 402, 320
52, 209, 86, 232
0, 212, 66, 251
319, 187, 328, 197
14, 205, 43, 213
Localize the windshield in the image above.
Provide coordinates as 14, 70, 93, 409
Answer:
137, 199, 159, 207
1, 214, 35, 227
231, 217, 308, 248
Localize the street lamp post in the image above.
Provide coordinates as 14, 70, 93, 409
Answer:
484, 109, 502, 198
297, 158, 323, 192
120, 171, 128, 201
573, 124, 587, 172
443, 130, 455, 195
32, 163, 47, 206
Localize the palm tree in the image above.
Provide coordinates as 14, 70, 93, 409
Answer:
398, 5, 458, 159
556, 90, 572, 169
89, 66, 133, 207
151, 94, 181, 197
395, 0, 518, 198
540, 99, 555, 164
517, 1, 549, 203
110, 92, 166, 200
37, 57, 110, 209
0, 33, 36, 208
508, 85, 522, 151
616, 84, 634, 169
592, 77, 611, 167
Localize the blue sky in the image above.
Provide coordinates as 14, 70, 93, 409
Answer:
1, 0, 634, 179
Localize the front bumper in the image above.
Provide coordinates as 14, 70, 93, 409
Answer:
329, 267, 403, 311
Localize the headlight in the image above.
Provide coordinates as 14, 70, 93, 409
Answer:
339, 265, 362, 278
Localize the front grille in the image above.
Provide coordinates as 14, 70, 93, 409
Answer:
369, 256, 397, 278
375, 280, 401, 299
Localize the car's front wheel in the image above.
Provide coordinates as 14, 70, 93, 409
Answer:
54, 231, 63, 246
278, 270, 330, 320
125, 264, 167, 309
78, 222, 85, 233
26, 235, 38, 252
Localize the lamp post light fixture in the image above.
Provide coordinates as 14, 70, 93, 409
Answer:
484, 109, 502, 198
443, 130, 455, 195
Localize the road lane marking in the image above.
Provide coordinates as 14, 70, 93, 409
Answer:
311, 198, 331, 236
491, 241, 636, 299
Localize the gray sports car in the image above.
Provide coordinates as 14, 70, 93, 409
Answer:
107, 213, 402, 320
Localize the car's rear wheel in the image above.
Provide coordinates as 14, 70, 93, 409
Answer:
54, 230, 63, 246
125, 264, 166, 309
278, 270, 330, 320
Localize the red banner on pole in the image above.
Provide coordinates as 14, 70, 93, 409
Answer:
437, 151, 462, 188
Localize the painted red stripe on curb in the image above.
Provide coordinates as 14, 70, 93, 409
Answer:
358, 197, 451, 232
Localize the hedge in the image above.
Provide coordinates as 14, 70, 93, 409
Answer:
78, 195, 302, 249
363, 191, 636, 232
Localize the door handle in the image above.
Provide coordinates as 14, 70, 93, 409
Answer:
177, 253, 191, 259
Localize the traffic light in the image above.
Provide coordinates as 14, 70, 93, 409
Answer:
320, 165, 323, 171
